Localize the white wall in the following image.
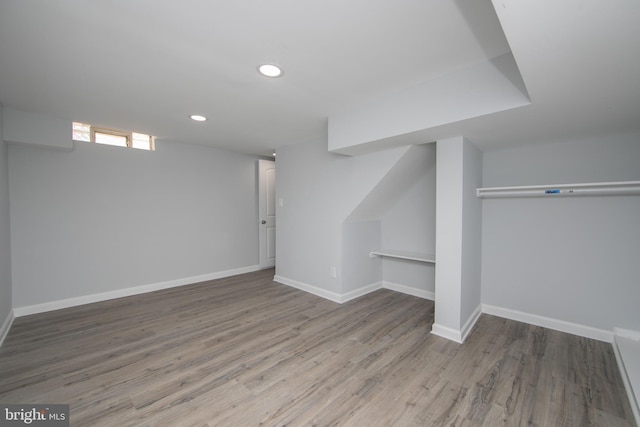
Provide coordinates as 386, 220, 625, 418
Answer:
461, 139, 483, 326
481, 132, 640, 333
433, 137, 483, 342
0, 107, 12, 330
342, 220, 382, 293
9, 139, 261, 308
275, 139, 432, 297
275, 139, 351, 294
380, 145, 436, 294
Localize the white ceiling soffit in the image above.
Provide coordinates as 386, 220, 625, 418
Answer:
331, 0, 640, 155
328, 53, 530, 155
484, 0, 640, 148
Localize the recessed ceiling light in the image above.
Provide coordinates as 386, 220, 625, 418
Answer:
258, 64, 283, 78
190, 115, 207, 122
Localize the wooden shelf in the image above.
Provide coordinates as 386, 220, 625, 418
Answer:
477, 180, 640, 199
369, 249, 435, 263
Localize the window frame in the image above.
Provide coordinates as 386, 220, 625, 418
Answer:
73, 122, 155, 151
91, 127, 131, 147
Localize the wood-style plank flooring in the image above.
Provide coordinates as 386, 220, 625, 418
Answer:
0, 269, 635, 426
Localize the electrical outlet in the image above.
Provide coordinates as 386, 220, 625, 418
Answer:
330, 267, 337, 278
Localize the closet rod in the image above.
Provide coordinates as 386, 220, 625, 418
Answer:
477, 180, 640, 199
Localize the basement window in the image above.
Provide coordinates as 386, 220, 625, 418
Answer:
73, 122, 155, 151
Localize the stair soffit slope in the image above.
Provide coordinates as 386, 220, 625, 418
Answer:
345, 144, 435, 223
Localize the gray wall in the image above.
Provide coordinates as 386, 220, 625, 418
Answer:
481, 132, 640, 332
9, 139, 260, 308
0, 107, 12, 326
342, 220, 382, 292
276, 139, 434, 296
275, 139, 352, 294
461, 139, 482, 325
380, 144, 436, 293
433, 137, 483, 341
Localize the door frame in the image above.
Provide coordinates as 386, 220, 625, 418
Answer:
258, 159, 276, 268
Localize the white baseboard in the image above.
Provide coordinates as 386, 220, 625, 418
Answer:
614, 328, 640, 341
273, 275, 344, 303
13, 265, 262, 317
342, 282, 383, 303
461, 304, 482, 342
613, 330, 640, 427
481, 304, 613, 343
0, 309, 15, 348
383, 281, 434, 301
431, 323, 464, 343
273, 276, 435, 305
430, 304, 481, 344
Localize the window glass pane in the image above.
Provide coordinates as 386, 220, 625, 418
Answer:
131, 139, 151, 150
72, 122, 154, 151
72, 122, 91, 142
95, 132, 128, 147
131, 132, 152, 150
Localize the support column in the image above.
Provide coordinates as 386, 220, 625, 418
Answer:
432, 136, 483, 343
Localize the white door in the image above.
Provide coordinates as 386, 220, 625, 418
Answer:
258, 159, 276, 268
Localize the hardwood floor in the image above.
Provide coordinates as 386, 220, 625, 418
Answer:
0, 269, 635, 426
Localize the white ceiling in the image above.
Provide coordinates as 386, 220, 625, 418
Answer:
0, 0, 639, 157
